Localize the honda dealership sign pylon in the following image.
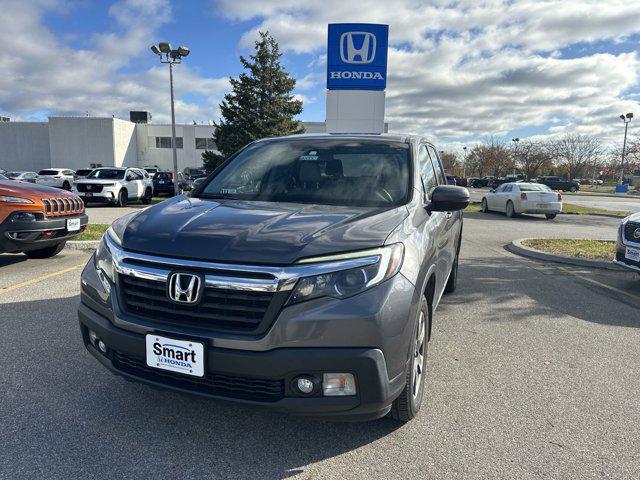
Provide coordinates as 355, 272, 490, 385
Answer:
327, 23, 389, 90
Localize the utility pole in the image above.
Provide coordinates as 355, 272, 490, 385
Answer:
619, 113, 633, 184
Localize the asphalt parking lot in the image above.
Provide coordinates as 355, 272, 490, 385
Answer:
1, 212, 639, 479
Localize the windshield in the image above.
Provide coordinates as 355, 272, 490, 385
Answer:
7, 172, 23, 177
519, 184, 552, 192
38, 170, 59, 175
86, 169, 125, 180
76, 169, 93, 175
155, 172, 173, 180
197, 139, 411, 207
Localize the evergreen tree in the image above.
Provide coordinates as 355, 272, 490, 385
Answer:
209, 31, 303, 163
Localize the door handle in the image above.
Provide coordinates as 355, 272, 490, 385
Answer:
445, 212, 453, 219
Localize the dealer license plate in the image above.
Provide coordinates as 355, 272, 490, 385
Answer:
625, 247, 640, 262
67, 218, 81, 232
146, 334, 204, 377
536, 203, 549, 208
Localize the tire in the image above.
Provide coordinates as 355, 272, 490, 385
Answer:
24, 242, 65, 259
570, 186, 577, 192
506, 201, 516, 218
62, 181, 71, 191
545, 213, 557, 220
481, 198, 489, 213
444, 243, 460, 294
389, 297, 429, 422
141, 188, 152, 205
117, 189, 128, 207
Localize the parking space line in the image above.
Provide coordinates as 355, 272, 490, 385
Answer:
0, 264, 84, 294
556, 266, 640, 305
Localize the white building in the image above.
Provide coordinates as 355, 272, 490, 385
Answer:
0, 114, 344, 173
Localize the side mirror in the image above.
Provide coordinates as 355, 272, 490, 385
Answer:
428, 185, 470, 212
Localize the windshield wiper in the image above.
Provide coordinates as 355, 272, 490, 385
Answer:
197, 193, 243, 200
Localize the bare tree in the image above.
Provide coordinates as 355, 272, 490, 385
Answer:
548, 134, 604, 180
439, 151, 458, 173
514, 140, 552, 180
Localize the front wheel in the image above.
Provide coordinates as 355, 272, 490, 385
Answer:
570, 186, 577, 192
117, 189, 128, 207
481, 198, 489, 213
141, 188, 152, 205
24, 242, 65, 259
389, 298, 429, 422
545, 213, 557, 220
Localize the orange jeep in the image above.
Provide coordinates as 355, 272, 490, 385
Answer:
0, 178, 88, 258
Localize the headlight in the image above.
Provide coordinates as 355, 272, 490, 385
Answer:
95, 234, 115, 282
0, 195, 33, 204
287, 243, 404, 305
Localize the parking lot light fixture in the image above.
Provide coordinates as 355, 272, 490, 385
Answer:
150, 42, 190, 195
620, 113, 633, 184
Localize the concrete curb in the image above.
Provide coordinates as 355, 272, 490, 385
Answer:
507, 238, 625, 271
66, 240, 99, 251
559, 211, 626, 219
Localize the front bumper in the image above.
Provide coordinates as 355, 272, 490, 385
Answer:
78, 252, 418, 420
0, 211, 88, 253
77, 190, 118, 204
79, 301, 405, 420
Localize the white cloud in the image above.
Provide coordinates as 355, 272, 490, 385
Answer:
0, 0, 228, 124
215, 0, 640, 145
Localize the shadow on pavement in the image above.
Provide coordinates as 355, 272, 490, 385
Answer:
0, 253, 28, 267
0, 295, 404, 479
443, 255, 640, 328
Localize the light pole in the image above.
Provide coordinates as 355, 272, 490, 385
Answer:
619, 113, 633, 184
462, 146, 467, 177
151, 42, 190, 196
511, 137, 519, 177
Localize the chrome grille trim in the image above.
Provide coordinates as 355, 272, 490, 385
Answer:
105, 233, 380, 293
41, 196, 85, 216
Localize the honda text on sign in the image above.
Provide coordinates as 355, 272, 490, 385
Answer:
327, 24, 389, 90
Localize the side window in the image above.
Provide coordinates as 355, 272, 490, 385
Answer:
125, 170, 135, 181
504, 185, 512, 192
418, 145, 438, 198
495, 185, 505, 193
427, 146, 446, 185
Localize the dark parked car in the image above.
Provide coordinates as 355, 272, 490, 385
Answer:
536, 176, 580, 192
153, 172, 193, 196
78, 133, 469, 423
74, 169, 95, 180
183, 168, 206, 180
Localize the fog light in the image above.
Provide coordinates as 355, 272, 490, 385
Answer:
323, 373, 356, 396
97, 340, 107, 354
296, 377, 315, 394
88, 330, 98, 345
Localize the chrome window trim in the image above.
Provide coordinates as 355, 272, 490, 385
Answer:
106, 233, 381, 293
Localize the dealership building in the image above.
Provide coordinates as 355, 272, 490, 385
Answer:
0, 114, 328, 173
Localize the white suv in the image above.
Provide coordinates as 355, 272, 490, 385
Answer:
37, 168, 76, 190
74, 167, 153, 206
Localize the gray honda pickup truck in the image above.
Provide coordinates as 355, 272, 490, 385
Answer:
78, 133, 469, 422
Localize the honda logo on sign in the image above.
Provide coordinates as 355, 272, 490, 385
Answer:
340, 32, 376, 64
168, 272, 203, 304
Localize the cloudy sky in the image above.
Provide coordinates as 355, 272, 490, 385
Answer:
1, 0, 639, 149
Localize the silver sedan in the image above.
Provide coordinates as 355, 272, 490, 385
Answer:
481, 182, 563, 219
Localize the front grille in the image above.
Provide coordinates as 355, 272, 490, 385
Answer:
118, 275, 279, 334
624, 222, 640, 244
113, 351, 284, 401
77, 183, 104, 193
42, 197, 84, 216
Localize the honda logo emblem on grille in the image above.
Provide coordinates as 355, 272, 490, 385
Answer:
634, 227, 640, 240
168, 272, 203, 304
340, 32, 376, 64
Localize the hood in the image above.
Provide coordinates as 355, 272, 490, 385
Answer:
121, 196, 408, 265
627, 212, 640, 223
0, 180, 76, 197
